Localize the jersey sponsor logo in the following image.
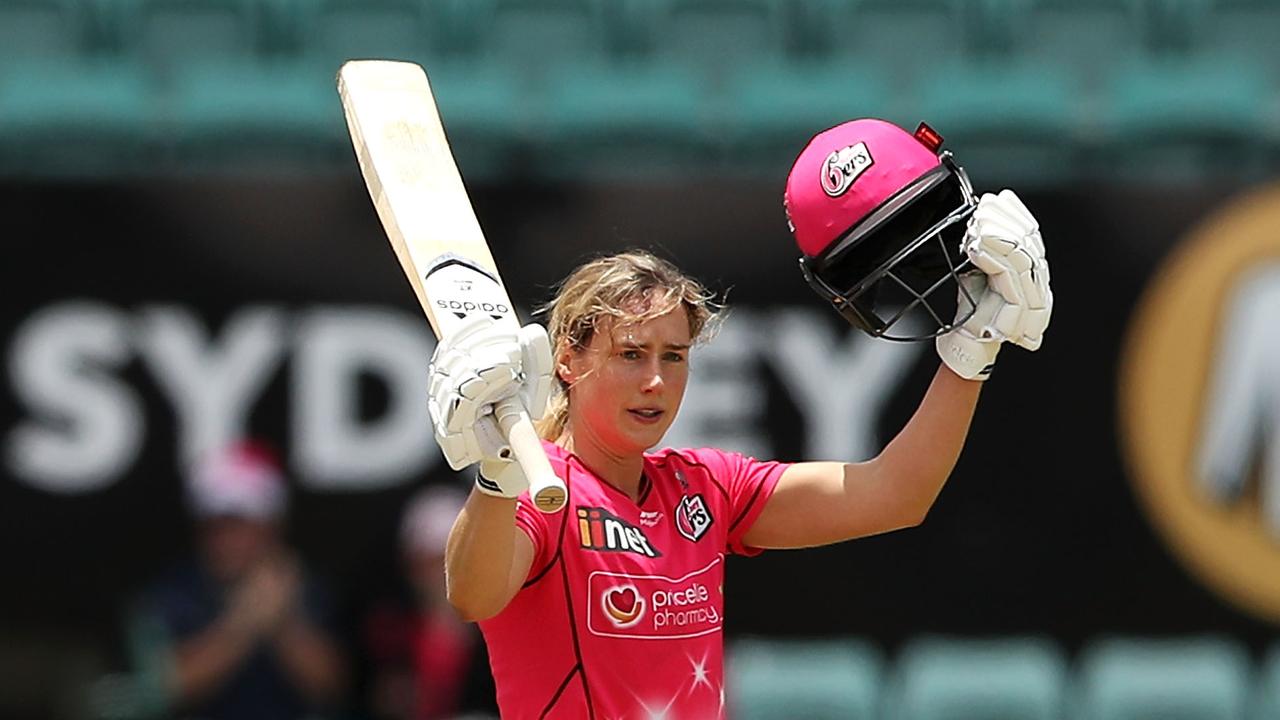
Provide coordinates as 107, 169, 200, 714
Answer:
675, 494, 712, 543
588, 557, 724, 640
639, 510, 663, 528
821, 141, 874, 197
602, 584, 645, 628
577, 506, 662, 558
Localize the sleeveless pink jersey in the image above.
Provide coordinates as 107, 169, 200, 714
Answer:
479, 442, 787, 719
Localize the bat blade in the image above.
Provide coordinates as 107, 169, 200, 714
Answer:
338, 60, 566, 513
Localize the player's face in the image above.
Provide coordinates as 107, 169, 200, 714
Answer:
562, 306, 692, 456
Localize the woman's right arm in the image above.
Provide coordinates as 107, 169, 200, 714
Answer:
444, 491, 535, 622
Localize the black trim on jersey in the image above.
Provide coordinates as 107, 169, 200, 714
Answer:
729, 478, 769, 533
541, 462, 596, 719
637, 471, 653, 505
523, 500, 569, 590
564, 450, 652, 507
522, 455, 572, 589
540, 663, 581, 719
653, 450, 731, 504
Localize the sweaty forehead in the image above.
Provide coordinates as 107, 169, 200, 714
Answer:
599, 307, 692, 348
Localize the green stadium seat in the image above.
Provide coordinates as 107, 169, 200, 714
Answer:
831, 0, 965, 87
1098, 54, 1272, 180
1251, 644, 1280, 720
482, 0, 607, 81
724, 62, 897, 174
0, 0, 88, 62
161, 61, 342, 170
654, 0, 785, 87
914, 61, 1084, 184
294, 0, 438, 71
1201, 0, 1280, 70
728, 636, 884, 720
884, 636, 1068, 720
0, 59, 152, 175
1018, 0, 1145, 85
1139, 0, 1211, 54
538, 59, 709, 179
112, 0, 266, 69
1069, 636, 1253, 720
780, 0, 844, 59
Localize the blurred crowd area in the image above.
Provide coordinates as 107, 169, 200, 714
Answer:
3, 1, 1280, 720
39, 439, 1280, 720
73, 441, 497, 720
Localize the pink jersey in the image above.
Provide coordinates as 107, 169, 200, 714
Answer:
479, 443, 787, 719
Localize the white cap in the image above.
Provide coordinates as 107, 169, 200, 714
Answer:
400, 486, 467, 555
188, 441, 286, 521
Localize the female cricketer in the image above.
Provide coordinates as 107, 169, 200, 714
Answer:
430, 118, 1053, 719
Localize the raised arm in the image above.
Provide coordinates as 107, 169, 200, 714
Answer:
428, 317, 553, 621
445, 491, 536, 622
743, 366, 978, 548
746, 189, 1052, 550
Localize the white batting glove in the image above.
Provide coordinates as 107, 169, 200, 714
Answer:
428, 316, 553, 497
937, 189, 1053, 380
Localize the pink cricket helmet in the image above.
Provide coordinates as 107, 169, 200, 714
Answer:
784, 118, 980, 341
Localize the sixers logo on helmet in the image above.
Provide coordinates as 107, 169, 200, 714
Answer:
821, 142, 874, 197
602, 585, 645, 628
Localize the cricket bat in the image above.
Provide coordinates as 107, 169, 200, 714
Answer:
337, 60, 567, 513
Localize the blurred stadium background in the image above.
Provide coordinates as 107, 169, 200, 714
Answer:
2, 1, 1280, 719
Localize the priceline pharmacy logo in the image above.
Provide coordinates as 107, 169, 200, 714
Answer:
589, 558, 723, 640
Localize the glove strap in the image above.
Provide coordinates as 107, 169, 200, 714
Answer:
475, 472, 510, 498
937, 333, 999, 381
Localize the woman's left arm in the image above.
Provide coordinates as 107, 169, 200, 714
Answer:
742, 365, 980, 549
743, 189, 1052, 549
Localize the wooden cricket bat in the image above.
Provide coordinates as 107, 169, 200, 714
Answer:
337, 60, 566, 513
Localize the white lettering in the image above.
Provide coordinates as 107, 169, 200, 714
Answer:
135, 305, 285, 468
6, 302, 143, 493
291, 308, 438, 489
765, 308, 924, 460
663, 312, 768, 456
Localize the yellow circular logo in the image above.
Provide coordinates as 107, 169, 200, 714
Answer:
1120, 183, 1280, 623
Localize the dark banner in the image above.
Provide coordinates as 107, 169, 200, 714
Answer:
3, 173, 1278, 677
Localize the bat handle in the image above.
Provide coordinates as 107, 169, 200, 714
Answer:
493, 397, 567, 513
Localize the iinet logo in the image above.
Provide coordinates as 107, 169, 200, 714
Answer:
577, 506, 662, 558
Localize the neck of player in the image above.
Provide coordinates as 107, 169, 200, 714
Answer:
560, 426, 646, 503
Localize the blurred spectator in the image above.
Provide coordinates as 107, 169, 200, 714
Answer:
137, 441, 347, 720
362, 486, 496, 720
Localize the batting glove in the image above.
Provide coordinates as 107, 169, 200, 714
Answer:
937, 189, 1053, 380
428, 316, 553, 497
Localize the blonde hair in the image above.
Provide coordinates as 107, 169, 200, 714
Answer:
536, 250, 721, 441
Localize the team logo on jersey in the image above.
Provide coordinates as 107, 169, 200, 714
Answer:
602, 585, 646, 628
577, 506, 662, 557
675, 494, 713, 543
